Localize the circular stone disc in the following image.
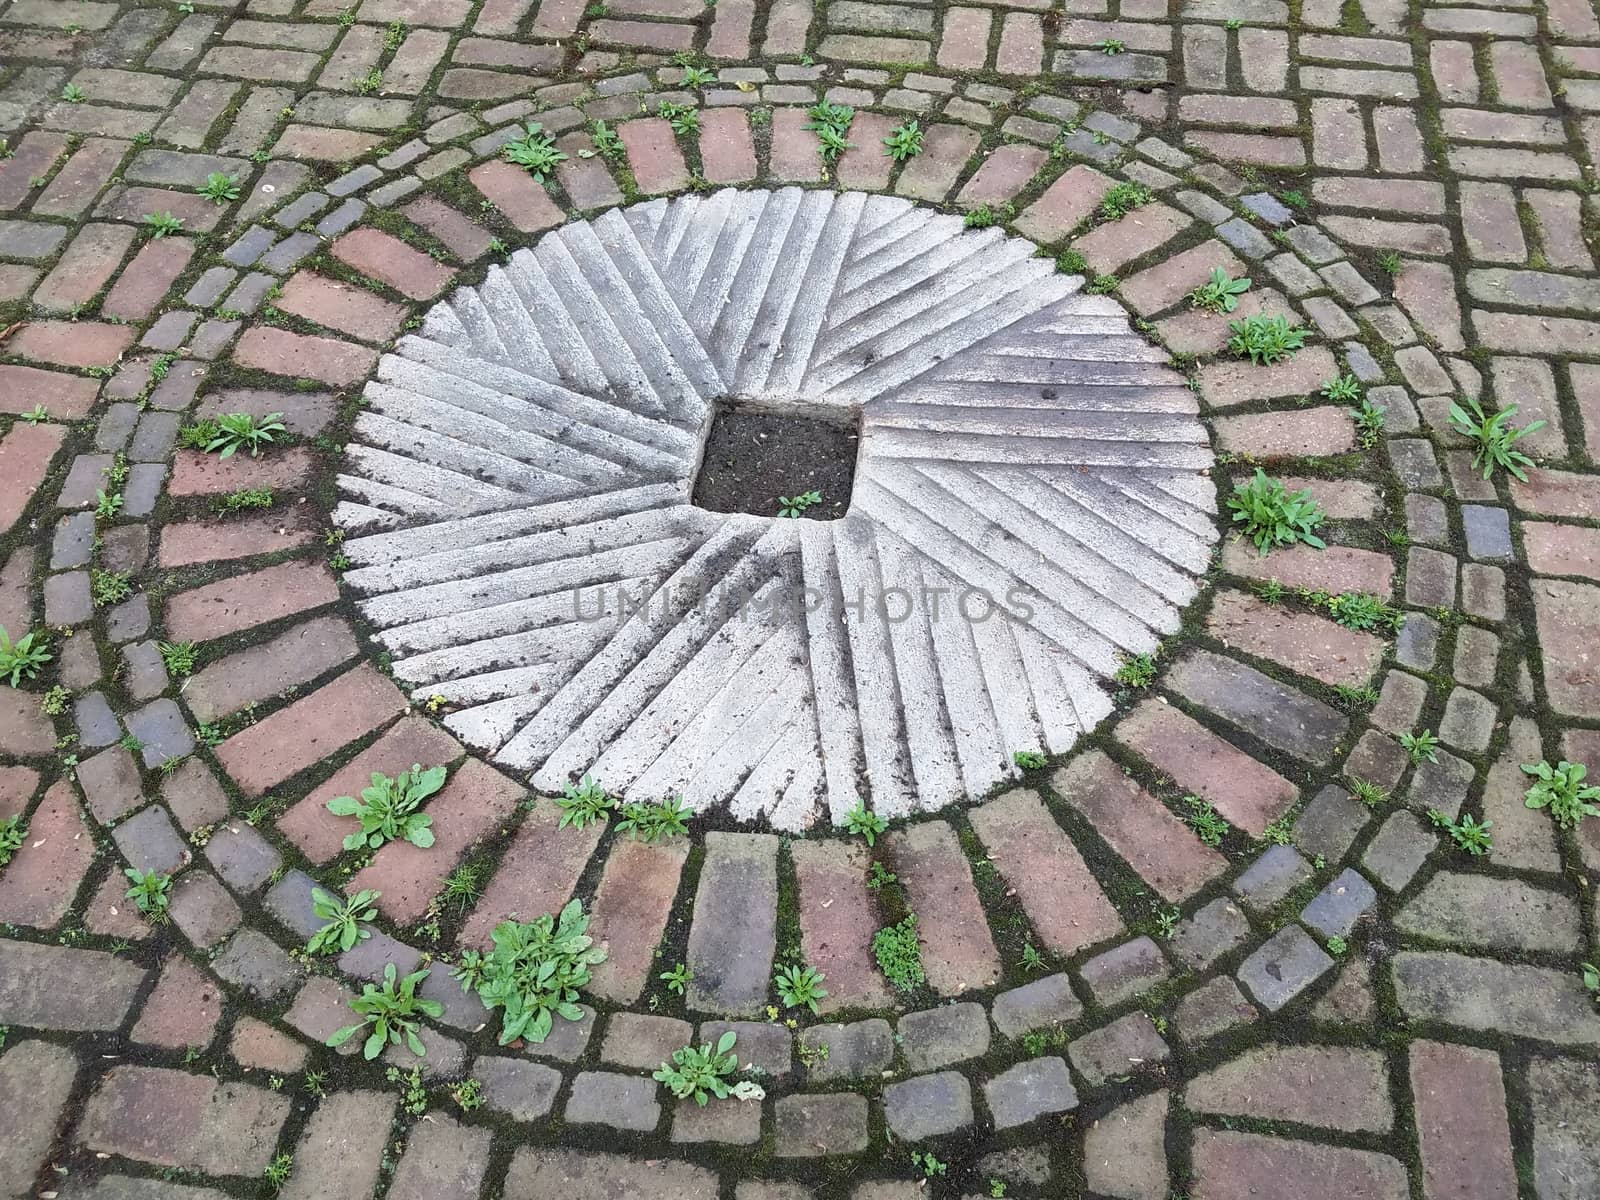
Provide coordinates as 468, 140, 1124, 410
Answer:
335, 187, 1220, 830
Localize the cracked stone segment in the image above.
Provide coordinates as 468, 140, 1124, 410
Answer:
335, 188, 1217, 829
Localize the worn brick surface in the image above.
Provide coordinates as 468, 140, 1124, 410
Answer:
887, 820, 1002, 994
1117, 700, 1297, 836
215, 663, 407, 794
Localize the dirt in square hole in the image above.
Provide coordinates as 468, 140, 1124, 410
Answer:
691, 405, 858, 521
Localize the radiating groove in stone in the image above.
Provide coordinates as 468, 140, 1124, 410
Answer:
337, 188, 1219, 829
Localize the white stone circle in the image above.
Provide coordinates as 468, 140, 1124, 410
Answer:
334, 187, 1219, 830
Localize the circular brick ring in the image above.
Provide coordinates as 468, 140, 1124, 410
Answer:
335, 188, 1217, 829
117, 90, 1409, 1028
114, 97, 1412, 1043
9, 71, 1460, 1196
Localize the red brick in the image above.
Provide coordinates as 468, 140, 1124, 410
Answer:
0, 940, 146, 1032
763, 0, 812, 52
969, 788, 1124, 957
464, 792, 603, 948
620, 116, 689, 194
0, 549, 30, 649
1054, 751, 1227, 903
0, 1039, 77, 1198
1214, 407, 1356, 459
273, 125, 384, 161
386, 1111, 491, 1200
34, 138, 129, 219
1572, 363, 1600, 463
234, 326, 377, 386
0, 264, 38, 302
997, 12, 1044, 72
895, 123, 981, 202
1207, 589, 1385, 688
229, 1016, 309, 1074
277, 715, 461, 864
0, 781, 93, 929
1221, 540, 1396, 597
102, 235, 195, 321
402, 195, 494, 261
183, 614, 358, 723
1187, 1044, 1391, 1132
31, 222, 136, 313
937, 7, 991, 70
98, 185, 229, 232
78, 1066, 291, 1176
279, 1090, 394, 1200
1533, 579, 1600, 718
590, 17, 695, 48
168, 445, 313, 498
586, 834, 687, 1003
1117, 700, 1297, 837
197, 388, 336, 437
276, 271, 407, 343
1512, 468, 1600, 519
158, 513, 317, 568
283, 977, 359, 1051
168, 873, 243, 948
836, 112, 895, 190
347, 757, 523, 924
0, 765, 39, 818
0, 688, 53, 756
5, 320, 133, 368
0, 130, 69, 209
1523, 522, 1600, 579
699, 108, 758, 185
83, 869, 152, 940
790, 839, 893, 1011
531, 0, 583, 35
1121, 239, 1246, 317
467, 159, 565, 235
1074, 202, 1194, 276
555, 133, 625, 211
161, 758, 231, 834
1013, 163, 1117, 243
706, 0, 754, 57
1198, 346, 1339, 410
331, 227, 455, 300
1192, 1131, 1408, 1200
1410, 1040, 1518, 1200
0, 422, 65, 535
958, 144, 1048, 208
886, 820, 1002, 994
768, 107, 824, 183
165, 559, 340, 643
131, 956, 222, 1050
0, 364, 99, 419
215, 663, 407, 795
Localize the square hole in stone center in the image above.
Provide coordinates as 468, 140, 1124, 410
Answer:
691, 403, 859, 521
